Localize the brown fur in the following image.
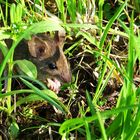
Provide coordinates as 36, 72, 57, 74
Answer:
14, 31, 71, 84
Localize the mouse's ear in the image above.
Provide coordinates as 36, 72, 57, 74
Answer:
28, 36, 48, 58
54, 30, 65, 48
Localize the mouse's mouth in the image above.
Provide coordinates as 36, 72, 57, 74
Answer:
46, 78, 61, 93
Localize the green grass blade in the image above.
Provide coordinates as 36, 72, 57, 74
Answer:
59, 104, 140, 135
20, 77, 65, 113
10, 3, 16, 24
11, 94, 45, 112
0, 75, 48, 91
16, 3, 22, 23
76, 31, 99, 47
86, 90, 96, 115
121, 12, 136, 139
106, 113, 122, 137
93, 44, 111, 104
96, 111, 107, 140
67, 0, 76, 22
84, 118, 91, 140
98, 0, 104, 35
126, 102, 140, 139
99, 0, 128, 50
0, 89, 58, 99
55, 0, 65, 22
0, 41, 8, 58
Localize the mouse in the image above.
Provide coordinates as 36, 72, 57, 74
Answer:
1, 30, 72, 93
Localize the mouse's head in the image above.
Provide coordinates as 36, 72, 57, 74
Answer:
27, 31, 71, 93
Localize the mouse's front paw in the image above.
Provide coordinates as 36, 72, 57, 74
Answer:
47, 78, 61, 93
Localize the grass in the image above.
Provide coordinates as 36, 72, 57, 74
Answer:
0, 0, 140, 139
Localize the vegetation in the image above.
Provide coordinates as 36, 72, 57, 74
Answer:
0, 0, 140, 139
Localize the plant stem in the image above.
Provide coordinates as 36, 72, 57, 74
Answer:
6, 49, 14, 113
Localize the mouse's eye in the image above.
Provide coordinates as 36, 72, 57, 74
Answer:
48, 62, 57, 70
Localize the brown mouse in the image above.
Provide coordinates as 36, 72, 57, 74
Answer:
14, 31, 72, 93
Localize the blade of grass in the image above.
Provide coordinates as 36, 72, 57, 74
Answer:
0, 75, 47, 91
63, 23, 128, 38
121, 12, 136, 139
86, 90, 96, 115
93, 66, 115, 104
10, 3, 16, 24
55, 0, 65, 22
0, 4, 6, 26
99, 0, 128, 50
5, 0, 8, 26
11, 94, 46, 112
76, 31, 99, 47
84, 118, 91, 140
126, 99, 140, 139
59, 104, 140, 135
16, 3, 22, 23
67, 0, 76, 22
93, 43, 111, 104
20, 77, 65, 113
0, 89, 57, 99
98, 0, 104, 35
106, 113, 122, 137
96, 111, 107, 140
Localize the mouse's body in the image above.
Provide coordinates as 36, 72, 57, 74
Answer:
1, 31, 72, 93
